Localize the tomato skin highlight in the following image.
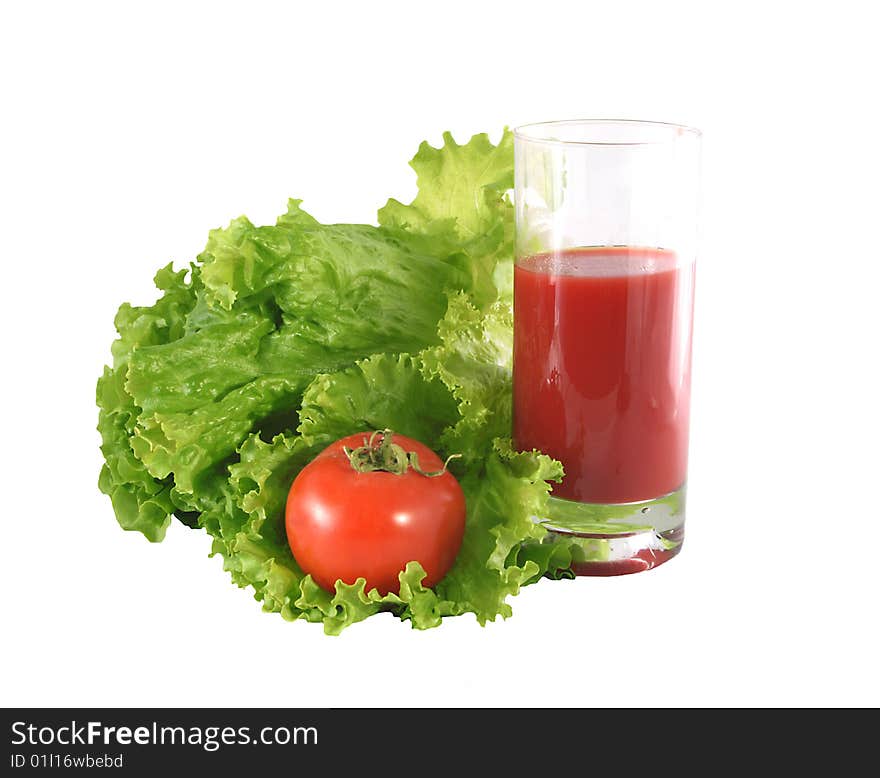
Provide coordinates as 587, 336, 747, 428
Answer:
285, 433, 466, 595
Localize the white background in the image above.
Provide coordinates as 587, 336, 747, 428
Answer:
2, 1, 878, 708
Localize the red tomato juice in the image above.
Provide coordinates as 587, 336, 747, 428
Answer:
513, 246, 694, 505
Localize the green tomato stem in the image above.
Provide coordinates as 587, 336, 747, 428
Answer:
343, 429, 460, 477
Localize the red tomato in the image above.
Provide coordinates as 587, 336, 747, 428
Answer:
285, 431, 466, 595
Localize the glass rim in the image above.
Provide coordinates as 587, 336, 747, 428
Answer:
513, 118, 702, 147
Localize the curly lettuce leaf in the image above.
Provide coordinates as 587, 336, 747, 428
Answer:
379, 129, 513, 244
229, 433, 315, 541
131, 374, 303, 495
379, 130, 514, 309
97, 365, 176, 541
297, 352, 459, 452
125, 309, 275, 416
110, 264, 197, 366
199, 199, 465, 357
432, 440, 565, 623
421, 292, 514, 465
97, 264, 199, 540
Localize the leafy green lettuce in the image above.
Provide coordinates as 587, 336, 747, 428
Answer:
97, 129, 574, 633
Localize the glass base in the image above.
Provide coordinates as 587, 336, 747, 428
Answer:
538, 486, 686, 576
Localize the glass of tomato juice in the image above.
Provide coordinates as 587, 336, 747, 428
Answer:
513, 119, 701, 575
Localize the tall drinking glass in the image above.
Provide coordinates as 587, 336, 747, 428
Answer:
513, 119, 701, 575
